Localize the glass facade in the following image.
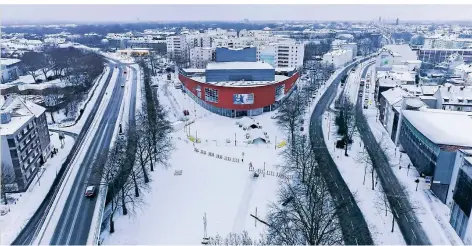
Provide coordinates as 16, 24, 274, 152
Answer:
419, 49, 472, 64
204, 88, 219, 103
398, 118, 440, 176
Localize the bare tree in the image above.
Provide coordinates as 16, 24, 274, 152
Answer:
336, 97, 357, 156
266, 168, 343, 245
1, 164, 16, 205
134, 111, 151, 183
355, 148, 376, 190
209, 231, 266, 245
20, 52, 44, 81
276, 91, 303, 157
91, 148, 122, 233
282, 132, 315, 183
374, 189, 419, 233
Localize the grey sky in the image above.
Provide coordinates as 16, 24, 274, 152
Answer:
2, 5, 472, 24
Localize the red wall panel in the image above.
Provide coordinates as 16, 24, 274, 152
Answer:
179, 72, 299, 110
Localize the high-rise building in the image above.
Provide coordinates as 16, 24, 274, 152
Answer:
1, 96, 51, 192
396, 18, 399, 25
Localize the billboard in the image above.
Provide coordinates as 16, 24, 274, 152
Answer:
233, 93, 254, 105
379, 54, 391, 67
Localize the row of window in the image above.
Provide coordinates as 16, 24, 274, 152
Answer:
205, 88, 219, 103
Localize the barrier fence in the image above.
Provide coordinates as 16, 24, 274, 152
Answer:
193, 147, 293, 181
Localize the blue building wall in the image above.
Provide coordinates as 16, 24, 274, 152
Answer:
215, 47, 257, 62
206, 68, 275, 82
398, 116, 460, 203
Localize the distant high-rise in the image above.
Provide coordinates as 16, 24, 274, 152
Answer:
396, 18, 399, 25
379, 16, 382, 23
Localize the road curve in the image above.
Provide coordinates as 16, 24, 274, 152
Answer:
309, 58, 374, 245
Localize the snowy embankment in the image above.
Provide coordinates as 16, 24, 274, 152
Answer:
34, 62, 120, 245
0, 132, 75, 245
362, 66, 462, 245
54, 64, 117, 134
320, 64, 405, 245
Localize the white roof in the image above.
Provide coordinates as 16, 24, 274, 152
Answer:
206, 62, 273, 70
383, 44, 418, 61
1, 58, 21, 66
402, 110, 472, 147
189, 74, 289, 87
381, 87, 407, 106
0, 96, 46, 135
437, 84, 472, 104
183, 68, 205, 73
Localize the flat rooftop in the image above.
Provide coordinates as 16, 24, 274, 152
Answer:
1, 58, 21, 66
0, 115, 33, 136
189, 74, 290, 87
402, 109, 472, 147
206, 62, 274, 70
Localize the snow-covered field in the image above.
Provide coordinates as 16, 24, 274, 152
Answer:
102, 72, 291, 244
0, 132, 75, 245
362, 67, 463, 245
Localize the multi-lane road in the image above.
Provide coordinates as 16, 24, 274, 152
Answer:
355, 63, 430, 245
12, 61, 138, 246
49, 63, 138, 245
308, 58, 374, 245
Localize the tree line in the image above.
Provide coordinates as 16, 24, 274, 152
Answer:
20, 46, 104, 87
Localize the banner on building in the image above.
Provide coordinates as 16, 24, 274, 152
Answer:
233, 93, 254, 105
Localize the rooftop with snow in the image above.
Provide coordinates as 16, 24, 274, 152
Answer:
206, 61, 274, 70
0, 96, 46, 136
402, 109, 472, 147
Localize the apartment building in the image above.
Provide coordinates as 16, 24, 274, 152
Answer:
1, 96, 51, 192
276, 39, 304, 68
189, 47, 215, 68
434, 83, 472, 112
322, 49, 353, 68
166, 35, 185, 56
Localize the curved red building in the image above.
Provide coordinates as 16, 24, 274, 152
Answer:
178, 63, 299, 117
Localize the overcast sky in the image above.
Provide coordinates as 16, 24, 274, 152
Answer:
2, 5, 472, 24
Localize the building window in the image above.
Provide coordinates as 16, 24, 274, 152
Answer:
205, 88, 219, 103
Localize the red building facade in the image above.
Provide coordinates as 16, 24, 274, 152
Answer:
178, 72, 299, 112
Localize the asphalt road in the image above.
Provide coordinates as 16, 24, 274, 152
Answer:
11, 63, 116, 246
48, 63, 138, 245
355, 63, 430, 245
308, 58, 374, 245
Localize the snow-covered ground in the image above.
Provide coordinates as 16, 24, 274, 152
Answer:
0, 74, 66, 90
320, 63, 406, 245
101, 71, 293, 244
361, 67, 463, 245
0, 131, 75, 245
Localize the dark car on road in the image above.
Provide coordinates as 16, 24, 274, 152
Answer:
84, 186, 96, 198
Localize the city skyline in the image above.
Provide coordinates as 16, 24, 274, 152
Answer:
2, 4, 472, 25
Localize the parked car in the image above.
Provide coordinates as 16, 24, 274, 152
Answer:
363, 104, 368, 109
85, 186, 96, 198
